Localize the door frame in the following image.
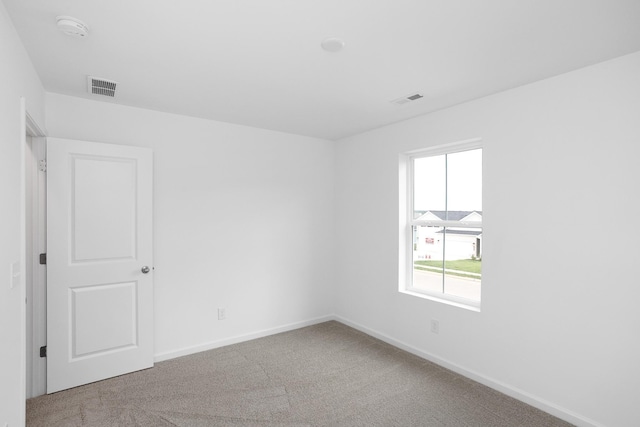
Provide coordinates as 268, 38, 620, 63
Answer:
23, 103, 47, 399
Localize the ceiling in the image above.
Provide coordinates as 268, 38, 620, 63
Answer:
5, 0, 640, 140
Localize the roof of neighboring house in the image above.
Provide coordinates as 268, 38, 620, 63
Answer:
435, 229, 482, 236
415, 210, 482, 221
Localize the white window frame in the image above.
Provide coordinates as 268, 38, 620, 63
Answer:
399, 138, 482, 311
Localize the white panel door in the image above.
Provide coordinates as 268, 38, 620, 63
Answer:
46, 138, 153, 393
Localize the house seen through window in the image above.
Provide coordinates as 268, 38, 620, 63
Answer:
404, 143, 482, 307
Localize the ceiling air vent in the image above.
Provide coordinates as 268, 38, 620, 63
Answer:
88, 76, 117, 97
390, 93, 424, 106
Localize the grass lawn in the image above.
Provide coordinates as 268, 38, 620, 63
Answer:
414, 259, 481, 274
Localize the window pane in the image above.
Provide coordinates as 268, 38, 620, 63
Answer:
447, 149, 482, 212
442, 227, 482, 301
412, 225, 444, 293
413, 155, 446, 219
406, 145, 482, 306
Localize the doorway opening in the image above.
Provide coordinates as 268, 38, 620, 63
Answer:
24, 111, 46, 399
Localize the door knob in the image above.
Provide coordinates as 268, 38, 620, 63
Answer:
141, 266, 150, 274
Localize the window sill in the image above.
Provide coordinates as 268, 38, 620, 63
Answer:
400, 287, 481, 312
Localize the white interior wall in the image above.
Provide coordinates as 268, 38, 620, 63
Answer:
333, 51, 640, 427
0, 1, 45, 425
45, 93, 336, 360
3, 1, 639, 424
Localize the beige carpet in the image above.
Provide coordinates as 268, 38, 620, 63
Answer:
27, 321, 573, 426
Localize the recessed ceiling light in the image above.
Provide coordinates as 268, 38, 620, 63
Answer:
56, 16, 89, 38
321, 37, 345, 53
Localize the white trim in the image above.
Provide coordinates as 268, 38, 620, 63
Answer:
23, 105, 47, 399
400, 287, 481, 311
153, 315, 334, 362
400, 139, 483, 309
20, 100, 47, 420
28, 137, 47, 397
25, 134, 34, 399
25, 110, 46, 138
405, 137, 482, 159
19, 98, 27, 426
333, 315, 604, 427
398, 153, 410, 296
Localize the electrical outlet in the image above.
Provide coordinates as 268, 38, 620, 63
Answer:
430, 319, 440, 334
218, 308, 226, 320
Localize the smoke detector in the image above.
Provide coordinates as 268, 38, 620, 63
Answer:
56, 16, 89, 38
88, 76, 117, 97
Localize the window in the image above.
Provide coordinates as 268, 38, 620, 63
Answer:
400, 140, 482, 309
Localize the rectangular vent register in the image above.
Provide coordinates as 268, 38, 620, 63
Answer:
88, 76, 118, 97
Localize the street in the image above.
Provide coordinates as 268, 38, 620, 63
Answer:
413, 269, 481, 301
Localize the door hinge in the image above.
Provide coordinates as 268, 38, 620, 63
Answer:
39, 253, 46, 265
40, 346, 47, 358
39, 159, 47, 172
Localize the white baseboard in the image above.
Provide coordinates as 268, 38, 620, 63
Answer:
153, 314, 334, 362
333, 315, 603, 427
